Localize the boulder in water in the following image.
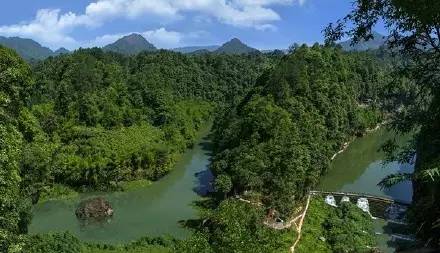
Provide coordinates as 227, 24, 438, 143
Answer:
75, 197, 113, 219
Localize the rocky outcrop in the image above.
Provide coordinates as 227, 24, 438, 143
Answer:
75, 197, 113, 219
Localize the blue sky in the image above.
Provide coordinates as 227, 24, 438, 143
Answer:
0, 0, 387, 50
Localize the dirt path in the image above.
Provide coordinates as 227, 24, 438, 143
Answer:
290, 194, 311, 253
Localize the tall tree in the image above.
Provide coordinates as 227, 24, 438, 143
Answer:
324, 0, 440, 247
0, 46, 32, 250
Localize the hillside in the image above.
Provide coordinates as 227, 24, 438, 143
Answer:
54, 47, 70, 55
103, 33, 157, 55
214, 38, 260, 54
0, 36, 54, 60
172, 45, 219, 53
339, 31, 387, 51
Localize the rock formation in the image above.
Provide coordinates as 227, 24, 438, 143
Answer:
75, 197, 113, 219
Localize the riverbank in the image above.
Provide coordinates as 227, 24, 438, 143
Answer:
331, 121, 386, 161
28, 123, 214, 243
36, 122, 214, 204
318, 127, 414, 252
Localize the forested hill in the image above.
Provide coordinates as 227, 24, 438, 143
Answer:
0, 42, 406, 252
0, 36, 56, 60
211, 45, 392, 216
339, 31, 387, 51
172, 45, 220, 54
103, 33, 157, 55
214, 38, 260, 54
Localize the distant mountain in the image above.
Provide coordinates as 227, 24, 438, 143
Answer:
339, 31, 388, 51
0, 36, 54, 60
190, 49, 212, 55
214, 38, 260, 54
54, 47, 70, 55
172, 45, 219, 54
261, 49, 288, 55
103, 34, 157, 55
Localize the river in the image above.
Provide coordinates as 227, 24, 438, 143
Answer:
28, 126, 214, 244
318, 127, 414, 252
29, 126, 413, 251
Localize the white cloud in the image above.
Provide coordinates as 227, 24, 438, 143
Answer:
0, 0, 306, 49
83, 0, 298, 29
143, 28, 182, 48
0, 9, 94, 48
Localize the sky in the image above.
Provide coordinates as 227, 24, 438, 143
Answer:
0, 0, 387, 50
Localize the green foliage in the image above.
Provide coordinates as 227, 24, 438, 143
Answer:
324, 203, 376, 252
211, 46, 387, 216
38, 184, 79, 203
214, 38, 259, 54
16, 48, 274, 197
204, 199, 293, 253
0, 45, 33, 251
0, 36, 55, 61
325, 0, 440, 247
213, 174, 232, 198
19, 232, 82, 253
102, 34, 156, 55
0, 41, 397, 253
297, 199, 376, 253
119, 179, 152, 192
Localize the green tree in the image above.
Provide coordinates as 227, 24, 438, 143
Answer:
214, 174, 232, 199
0, 46, 33, 251
325, 0, 440, 247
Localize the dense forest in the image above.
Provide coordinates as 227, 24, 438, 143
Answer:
0, 46, 278, 251
0, 40, 403, 252
324, 0, 440, 249
1, 11, 435, 251
211, 45, 389, 216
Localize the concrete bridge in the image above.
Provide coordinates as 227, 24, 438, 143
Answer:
310, 190, 410, 220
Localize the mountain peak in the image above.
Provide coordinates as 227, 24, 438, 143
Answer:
121, 33, 147, 43
0, 36, 54, 60
229, 38, 242, 43
215, 38, 260, 54
103, 33, 156, 55
54, 47, 70, 55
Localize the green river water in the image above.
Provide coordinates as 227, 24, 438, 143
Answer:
29, 127, 413, 252
318, 128, 414, 253
28, 127, 214, 243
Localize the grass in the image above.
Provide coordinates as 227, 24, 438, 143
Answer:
296, 198, 333, 253
119, 179, 153, 191
38, 184, 79, 203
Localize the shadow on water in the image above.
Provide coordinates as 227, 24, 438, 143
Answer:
193, 135, 215, 196
199, 133, 214, 156
193, 170, 214, 196
178, 198, 218, 231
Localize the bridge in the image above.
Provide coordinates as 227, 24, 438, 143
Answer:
310, 190, 410, 219
310, 191, 410, 220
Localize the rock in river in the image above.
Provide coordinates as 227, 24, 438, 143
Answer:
75, 197, 113, 219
